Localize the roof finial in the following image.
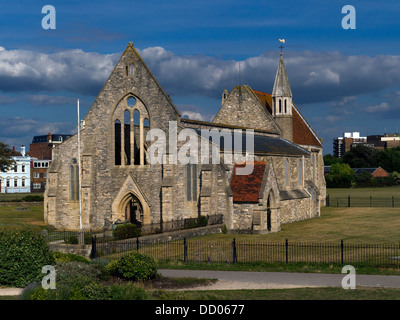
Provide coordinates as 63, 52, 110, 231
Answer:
279, 38, 285, 53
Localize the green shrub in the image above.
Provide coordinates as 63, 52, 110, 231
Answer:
55, 261, 102, 287
221, 224, 228, 234
0, 225, 55, 287
90, 257, 110, 268
53, 251, 89, 264
64, 232, 92, 245
22, 261, 111, 300
197, 215, 208, 227
112, 223, 141, 240
109, 283, 148, 300
184, 215, 208, 229
21, 195, 44, 202
107, 252, 157, 281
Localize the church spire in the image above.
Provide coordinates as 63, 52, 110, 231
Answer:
272, 53, 292, 98
272, 46, 293, 142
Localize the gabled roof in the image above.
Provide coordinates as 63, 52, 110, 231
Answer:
230, 161, 266, 203
252, 90, 322, 148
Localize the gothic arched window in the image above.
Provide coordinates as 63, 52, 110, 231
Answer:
70, 158, 79, 201
115, 120, 121, 165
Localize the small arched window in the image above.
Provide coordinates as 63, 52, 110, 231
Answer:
126, 64, 134, 77
279, 99, 282, 113
298, 158, 303, 186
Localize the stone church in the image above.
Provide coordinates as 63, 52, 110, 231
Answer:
44, 42, 326, 234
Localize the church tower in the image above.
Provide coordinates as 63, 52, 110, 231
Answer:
272, 52, 293, 142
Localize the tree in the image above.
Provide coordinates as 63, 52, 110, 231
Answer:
323, 154, 342, 166
373, 147, 400, 173
0, 142, 14, 172
325, 163, 354, 188
342, 144, 377, 168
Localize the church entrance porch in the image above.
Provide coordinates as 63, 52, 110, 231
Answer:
123, 193, 144, 226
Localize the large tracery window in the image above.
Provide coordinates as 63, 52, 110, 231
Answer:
113, 95, 149, 166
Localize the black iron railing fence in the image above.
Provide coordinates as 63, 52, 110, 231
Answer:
44, 214, 224, 244
91, 237, 400, 268
326, 195, 400, 207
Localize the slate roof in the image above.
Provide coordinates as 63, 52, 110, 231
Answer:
192, 128, 309, 157
230, 161, 266, 203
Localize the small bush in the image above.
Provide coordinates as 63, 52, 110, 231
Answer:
112, 223, 141, 240
0, 225, 55, 287
21, 195, 44, 202
107, 252, 157, 281
55, 261, 102, 287
197, 215, 208, 227
64, 232, 92, 245
53, 251, 89, 264
184, 215, 209, 229
221, 224, 228, 234
90, 258, 110, 268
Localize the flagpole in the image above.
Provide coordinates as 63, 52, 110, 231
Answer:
77, 99, 83, 232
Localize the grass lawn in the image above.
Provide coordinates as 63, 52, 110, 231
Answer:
0, 205, 45, 227
326, 186, 400, 199
0, 193, 43, 202
193, 206, 400, 244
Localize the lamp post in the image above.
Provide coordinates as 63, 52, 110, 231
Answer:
77, 99, 84, 247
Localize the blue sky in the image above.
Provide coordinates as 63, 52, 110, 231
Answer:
1, 0, 400, 154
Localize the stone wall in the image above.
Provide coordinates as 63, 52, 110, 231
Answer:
213, 85, 281, 134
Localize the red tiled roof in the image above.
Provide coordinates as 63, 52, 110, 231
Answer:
253, 90, 322, 147
291, 106, 322, 147
230, 161, 266, 203
253, 90, 272, 114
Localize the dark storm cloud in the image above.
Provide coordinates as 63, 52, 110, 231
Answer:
0, 45, 399, 109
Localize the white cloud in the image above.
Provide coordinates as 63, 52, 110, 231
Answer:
0, 47, 118, 95
180, 111, 205, 121
305, 68, 340, 86
0, 45, 399, 109
365, 102, 389, 113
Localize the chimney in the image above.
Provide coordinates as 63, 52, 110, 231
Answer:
21, 145, 26, 157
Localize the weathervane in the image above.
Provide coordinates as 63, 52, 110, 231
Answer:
279, 39, 285, 53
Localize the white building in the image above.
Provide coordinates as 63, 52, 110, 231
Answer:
0, 146, 31, 193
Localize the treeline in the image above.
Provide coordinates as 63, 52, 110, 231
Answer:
324, 145, 400, 188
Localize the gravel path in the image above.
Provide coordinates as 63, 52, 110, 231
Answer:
158, 269, 400, 290
2, 270, 400, 296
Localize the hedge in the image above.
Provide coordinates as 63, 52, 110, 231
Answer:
112, 223, 141, 240
0, 225, 55, 287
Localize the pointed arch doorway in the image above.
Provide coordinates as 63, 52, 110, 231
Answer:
122, 193, 144, 226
